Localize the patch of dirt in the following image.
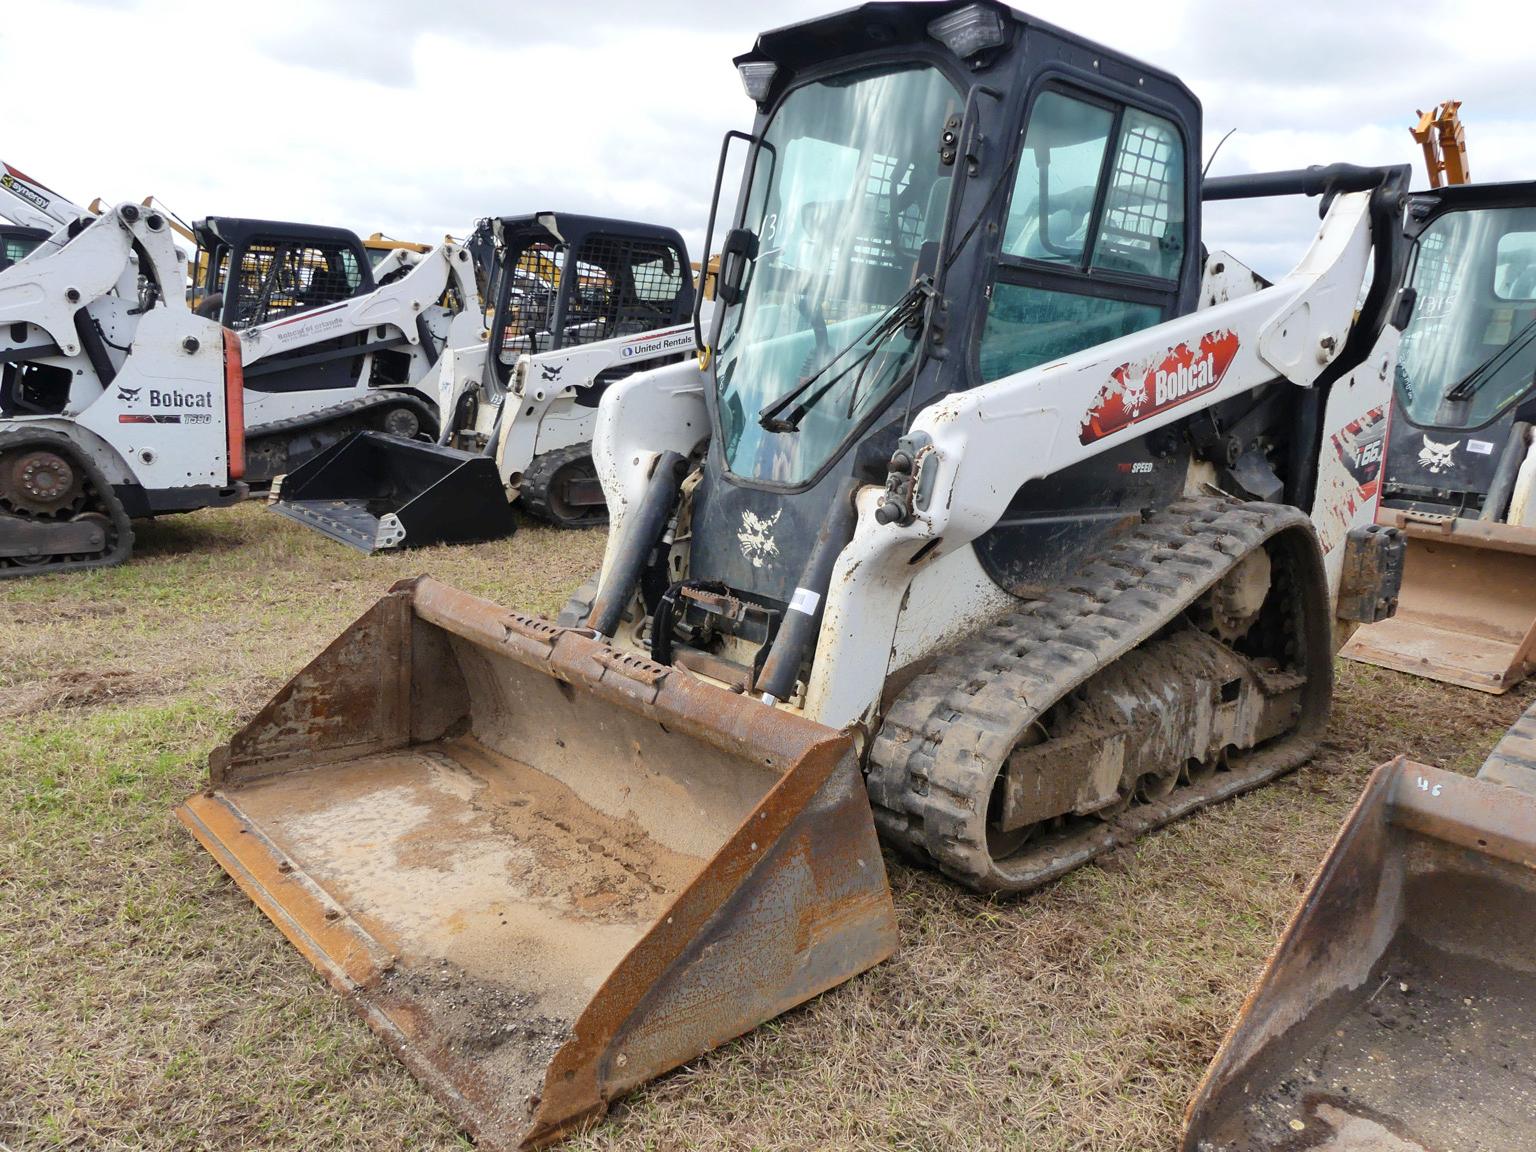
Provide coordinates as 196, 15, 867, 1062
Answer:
4, 601, 127, 626
377, 962, 571, 1135
1197, 939, 1536, 1151
0, 668, 172, 720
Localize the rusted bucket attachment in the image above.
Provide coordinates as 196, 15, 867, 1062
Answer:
1341, 512, 1536, 693
1183, 743, 1536, 1151
177, 576, 896, 1149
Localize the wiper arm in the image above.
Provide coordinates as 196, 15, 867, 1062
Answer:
1444, 311, 1536, 402
758, 277, 932, 433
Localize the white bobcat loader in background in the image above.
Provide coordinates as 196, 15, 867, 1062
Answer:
0, 203, 236, 575
268, 212, 697, 549
1341, 180, 1536, 693
0, 204, 481, 576
179, 3, 1418, 1147
188, 215, 484, 479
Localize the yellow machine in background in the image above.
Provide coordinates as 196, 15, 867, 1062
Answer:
1410, 100, 1469, 189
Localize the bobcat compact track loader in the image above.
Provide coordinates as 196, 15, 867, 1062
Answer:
1183, 698, 1536, 1150
190, 216, 486, 475
1341, 181, 1536, 692
0, 207, 481, 576
179, 3, 1413, 1145
267, 213, 696, 550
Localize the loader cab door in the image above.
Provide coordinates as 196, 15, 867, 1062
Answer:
969, 81, 1198, 593
0, 225, 46, 270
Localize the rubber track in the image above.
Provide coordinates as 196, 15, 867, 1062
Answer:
866, 497, 1331, 894
520, 441, 607, 528
1479, 697, 1536, 796
0, 427, 135, 578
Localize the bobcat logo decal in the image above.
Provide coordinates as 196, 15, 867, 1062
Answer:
1417, 434, 1458, 474
738, 508, 781, 568
539, 363, 564, 382
116, 385, 141, 403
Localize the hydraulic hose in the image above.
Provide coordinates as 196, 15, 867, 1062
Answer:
755, 474, 861, 705
1482, 421, 1532, 522
585, 450, 687, 640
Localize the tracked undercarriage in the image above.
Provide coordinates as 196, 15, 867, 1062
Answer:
0, 427, 133, 577
868, 499, 1330, 893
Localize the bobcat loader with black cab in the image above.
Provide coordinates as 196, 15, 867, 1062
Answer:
0, 224, 45, 269
190, 215, 485, 479
179, 3, 1411, 1146
1342, 181, 1536, 693
268, 212, 696, 550
0, 207, 484, 575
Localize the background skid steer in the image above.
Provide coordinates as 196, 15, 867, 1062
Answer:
266, 213, 696, 550
1341, 181, 1536, 693
177, 576, 896, 1150
1182, 704, 1536, 1151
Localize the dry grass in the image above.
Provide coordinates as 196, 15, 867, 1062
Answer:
2, 502, 1529, 1151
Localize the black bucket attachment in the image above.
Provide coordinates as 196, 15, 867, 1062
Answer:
268, 431, 517, 553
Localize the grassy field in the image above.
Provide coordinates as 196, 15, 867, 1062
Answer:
2, 502, 1530, 1151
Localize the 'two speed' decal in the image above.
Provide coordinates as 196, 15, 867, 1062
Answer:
1079, 330, 1241, 445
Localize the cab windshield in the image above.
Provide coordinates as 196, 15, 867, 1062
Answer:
1397, 205, 1536, 429
713, 65, 959, 486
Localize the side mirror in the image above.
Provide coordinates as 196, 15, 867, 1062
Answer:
716, 227, 760, 307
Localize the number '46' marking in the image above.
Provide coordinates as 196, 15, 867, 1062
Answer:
1415, 776, 1443, 797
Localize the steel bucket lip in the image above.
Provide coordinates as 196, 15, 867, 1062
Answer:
180, 575, 898, 1149
1182, 758, 1536, 1150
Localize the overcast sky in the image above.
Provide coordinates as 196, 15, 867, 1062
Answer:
4, 0, 1531, 278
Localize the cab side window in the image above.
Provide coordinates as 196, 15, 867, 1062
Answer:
981, 88, 1187, 382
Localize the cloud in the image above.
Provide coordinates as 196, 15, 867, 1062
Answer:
3, 0, 1530, 283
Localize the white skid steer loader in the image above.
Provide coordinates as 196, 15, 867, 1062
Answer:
266, 212, 698, 550
180, 3, 1415, 1147
0, 205, 481, 575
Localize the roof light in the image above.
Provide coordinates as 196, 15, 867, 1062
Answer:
737, 61, 779, 104
928, 4, 1007, 61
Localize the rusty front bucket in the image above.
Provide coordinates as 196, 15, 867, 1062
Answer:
1183, 758, 1536, 1151
1341, 514, 1536, 693
177, 576, 897, 1149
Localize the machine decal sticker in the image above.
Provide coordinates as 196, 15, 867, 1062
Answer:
539, 363, 564, 381
0, 169, 49, 213
1080, 329, 1241, 444
621, 326, 693, 360
118, 414, 182, 424
1417, 434, 1458, 474
1316, 404, 1388, 555
738, 508, 781, 568
1467, 438, 1495, 456
116, 385, 142, 403
1332, 407, 1387, 491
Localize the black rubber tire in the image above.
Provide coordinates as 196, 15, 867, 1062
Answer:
521, 443, 607, 528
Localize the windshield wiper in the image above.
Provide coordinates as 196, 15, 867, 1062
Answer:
757, 277, 933, 434
1443, 311, 1536, 402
